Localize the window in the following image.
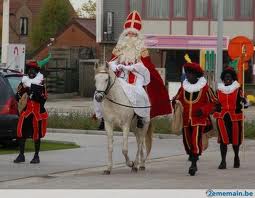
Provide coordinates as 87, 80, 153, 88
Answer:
174, 0, 186, 18
240, 0, 253, 18
130, 0, 142, 14
20, 17, 28, 36
195, 0, 208, 18
212, 0, 235, 19
146, 0, 169, 19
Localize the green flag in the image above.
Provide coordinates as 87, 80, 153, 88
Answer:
37, 53, 52, 69
228, 58, 239, 71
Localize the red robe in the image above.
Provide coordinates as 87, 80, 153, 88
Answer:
111, 48, 172, 118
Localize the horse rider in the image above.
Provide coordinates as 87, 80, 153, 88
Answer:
106, 10, 172, 128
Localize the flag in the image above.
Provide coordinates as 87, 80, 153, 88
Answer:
228, 58, 239, 71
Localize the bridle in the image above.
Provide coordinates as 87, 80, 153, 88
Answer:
95, 71, 116, 98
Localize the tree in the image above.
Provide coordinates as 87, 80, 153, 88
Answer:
30, 0, 73, 49
77, 0, 96, 19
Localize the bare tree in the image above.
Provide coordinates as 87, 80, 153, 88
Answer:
77, 0, 96, 19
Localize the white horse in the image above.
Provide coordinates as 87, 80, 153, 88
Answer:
94, 63, 153, 174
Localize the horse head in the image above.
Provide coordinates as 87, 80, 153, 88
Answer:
94, 63, 113, 102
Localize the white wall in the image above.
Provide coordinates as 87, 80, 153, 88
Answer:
210, 21, 254, 39
171, 21, 187, 35
193, 21, 209, 35
142, 20, 170, 34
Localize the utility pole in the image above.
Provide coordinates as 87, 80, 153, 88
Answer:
1, 0, 10, 64
216, 0, 223, 84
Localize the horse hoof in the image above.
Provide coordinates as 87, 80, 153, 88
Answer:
139, 166, 146, 171
103, 170, 111, 175
131, 167, 138, 173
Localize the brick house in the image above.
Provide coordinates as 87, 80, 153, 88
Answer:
32, 18, 99, 95
0, 0, 75, 51
33, 18, 98, 60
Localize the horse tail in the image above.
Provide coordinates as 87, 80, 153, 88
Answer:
145, 120, 154, 158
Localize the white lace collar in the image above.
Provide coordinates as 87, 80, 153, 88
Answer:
183, 77, 207, 93
218, 81, 240, 94
22, 72, 44, 88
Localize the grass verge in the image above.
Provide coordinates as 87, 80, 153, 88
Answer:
48, 113, 255, 139
0, 139, 80, 155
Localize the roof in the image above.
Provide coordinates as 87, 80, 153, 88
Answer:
32, 18, 96, 57
0, 0, 75, 17
74, 18, 96, 37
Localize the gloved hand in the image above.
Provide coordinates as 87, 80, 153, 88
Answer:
215, 103, 222, 112
117, 64, 124, 70
121, 65, 134, 71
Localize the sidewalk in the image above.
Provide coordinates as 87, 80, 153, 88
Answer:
0, 132, 254, 189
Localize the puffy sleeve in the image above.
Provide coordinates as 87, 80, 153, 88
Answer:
133, 62, 150, 86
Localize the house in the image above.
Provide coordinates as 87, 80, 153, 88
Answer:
96, 0, 255, 84
33, 18, 98, 60
32, 18, 99, 96
0, 0, 76, 50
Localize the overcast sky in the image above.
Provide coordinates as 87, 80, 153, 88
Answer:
69, 0, 89, 10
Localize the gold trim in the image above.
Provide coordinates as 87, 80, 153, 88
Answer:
184, 127, 190, 150
195, 126, 199, 154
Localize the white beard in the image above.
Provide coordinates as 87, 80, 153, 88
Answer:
117, 34, 144, 65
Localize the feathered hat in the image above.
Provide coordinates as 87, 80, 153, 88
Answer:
26, 53, 52, 70
183, 54, 204, 75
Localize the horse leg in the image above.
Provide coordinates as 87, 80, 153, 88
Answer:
122, 125, 134, 169
139, 141, 146, 171
103, 121, 114, 175
132, 130, 143, 172
135, 127, 147, 171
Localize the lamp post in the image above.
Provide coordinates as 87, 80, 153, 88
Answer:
1, 0, 10, 64
216, 0, 224, 84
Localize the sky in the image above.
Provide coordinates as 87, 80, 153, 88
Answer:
69, 0, 89, 10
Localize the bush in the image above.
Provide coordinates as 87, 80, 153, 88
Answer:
48, 112, 99, 130
244, 121, 255, 139
47, 113, 255, 139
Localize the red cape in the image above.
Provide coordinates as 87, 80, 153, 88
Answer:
111, 52, 172, 118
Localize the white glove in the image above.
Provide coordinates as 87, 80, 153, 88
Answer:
121, 65, 134, 71
117, 64, 124, 70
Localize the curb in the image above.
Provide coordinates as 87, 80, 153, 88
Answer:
47, 128, 181, 139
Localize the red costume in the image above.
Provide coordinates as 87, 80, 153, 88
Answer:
16, 62, 48, 141
174, 63, 217, 156
213, 85, 243, 145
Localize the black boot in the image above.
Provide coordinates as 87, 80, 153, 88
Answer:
233, 145, 240, 168
137, 116, 144, 128
218, 144, 227, 169
30, 140, 40, 164
98, 118, 105, 130
188, 154, 198, 176
30, 154, 40, 164
188, 154, 199, 161
14, 139, 26, 163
